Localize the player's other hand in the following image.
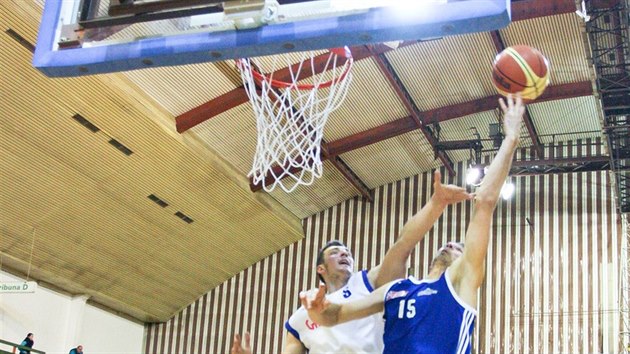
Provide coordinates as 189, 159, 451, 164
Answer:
432, 170, 474, 206
231, 332, 252, 354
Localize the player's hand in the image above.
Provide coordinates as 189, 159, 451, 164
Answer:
432, 170, 474, 206
499, 93, 525, 140
231, 332, 252, 354
299, 284, 330, 324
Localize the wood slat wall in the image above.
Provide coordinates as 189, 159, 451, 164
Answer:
144, 140, 624, 353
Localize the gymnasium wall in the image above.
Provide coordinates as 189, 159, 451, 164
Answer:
144, 140, 625, 353
0, 270, 145, 354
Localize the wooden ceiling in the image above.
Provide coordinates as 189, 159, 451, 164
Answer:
0, 0, 303, 322
0, 0, 604, 322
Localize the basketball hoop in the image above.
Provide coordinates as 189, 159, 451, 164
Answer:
237, 47, 353, 193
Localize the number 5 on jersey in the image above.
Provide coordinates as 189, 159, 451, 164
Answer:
397, 299, 416, 319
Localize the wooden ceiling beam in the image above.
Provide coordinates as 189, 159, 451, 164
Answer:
251, 81, 593, 191
176, 88, 248, 133
327, 154, 374, 202
249, 117, 418, 192
175, 49, 357, 133
249, 141, 374, 199
320, 139, 374, 201
321, 82, 593, 156
422, 81, 593, 125
370, 48, 456, 176
511, 0, 577, 21
327, 116, 419, 156
251, 115, 419, 191
176, 1, 575, 133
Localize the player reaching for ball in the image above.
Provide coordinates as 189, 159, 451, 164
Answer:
300, 94, 525, 354
232, 172, 474, 354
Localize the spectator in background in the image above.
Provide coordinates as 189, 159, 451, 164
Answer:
18, 333, 33, 354
69, 345, 83, 354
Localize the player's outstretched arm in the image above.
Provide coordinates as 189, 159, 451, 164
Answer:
300, 284, 388, 326
372, 170, 473, 288
453, 94, 524, 293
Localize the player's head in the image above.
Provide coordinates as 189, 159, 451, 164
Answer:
316, 240, 354, 284
431, 241, 464, 269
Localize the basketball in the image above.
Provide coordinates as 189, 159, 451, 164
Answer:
491, 45, 550, 101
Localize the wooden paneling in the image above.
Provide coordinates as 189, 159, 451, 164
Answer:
0, 0, 303, 322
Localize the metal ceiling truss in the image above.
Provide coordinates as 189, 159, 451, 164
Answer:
433, 124, 483, 166
435, 137, 612, 176
510, 155, 611, 176
585, 0, 630, 213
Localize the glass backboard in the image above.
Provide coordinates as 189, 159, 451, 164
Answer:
33, 0, 511, 77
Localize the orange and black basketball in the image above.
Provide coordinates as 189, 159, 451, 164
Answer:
491, 45, 550, 101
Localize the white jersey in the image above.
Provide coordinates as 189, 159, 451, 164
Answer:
285, 270, 384, 354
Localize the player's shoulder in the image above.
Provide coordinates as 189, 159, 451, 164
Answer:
384, 276, 421, 295
393, 275, 418, 287
346, 269, 374, 291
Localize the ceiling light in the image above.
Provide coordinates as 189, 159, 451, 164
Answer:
501, 182, 515, 200
466, 166, 481, 185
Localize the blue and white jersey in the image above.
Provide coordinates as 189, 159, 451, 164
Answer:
382, 269, 477, 354
285, 270, 384, 353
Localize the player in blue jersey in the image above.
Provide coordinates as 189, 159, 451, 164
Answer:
300, 94, 524, 354
232, 170, 475, 353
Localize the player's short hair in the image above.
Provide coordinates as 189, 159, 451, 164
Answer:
316, 240, 347, 284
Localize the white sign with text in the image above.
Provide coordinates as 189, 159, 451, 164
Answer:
0, 281, 38, 293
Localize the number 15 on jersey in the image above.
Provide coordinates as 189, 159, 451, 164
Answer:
398, 299, 416, 319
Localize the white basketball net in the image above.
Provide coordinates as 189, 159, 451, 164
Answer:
237, 48, 353, 193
